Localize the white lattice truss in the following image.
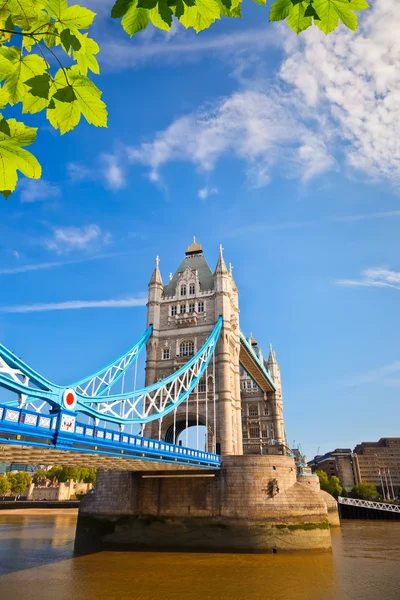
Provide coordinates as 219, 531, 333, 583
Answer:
75, 347, 140, 398
87, 337, 216, 424
0, 354, 48, 412
338, 496, 400, 513
0, 354, 27, 402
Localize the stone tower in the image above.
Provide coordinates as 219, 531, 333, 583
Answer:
144, 238, 242, 455
144, 239, 286, 457
240, 341, 286, 454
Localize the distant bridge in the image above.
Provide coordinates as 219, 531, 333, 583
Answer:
338, 496, 400, 514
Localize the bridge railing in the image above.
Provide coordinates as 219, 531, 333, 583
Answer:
0, 402, 221, 469
338, 496, 400, 513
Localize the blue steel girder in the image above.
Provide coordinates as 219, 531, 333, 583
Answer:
0, 317, 223, 428
72, 316, 222, 425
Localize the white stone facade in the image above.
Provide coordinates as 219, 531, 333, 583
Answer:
144, 240, 285, 456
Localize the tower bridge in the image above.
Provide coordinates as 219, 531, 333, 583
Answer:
0, 239, 335, 553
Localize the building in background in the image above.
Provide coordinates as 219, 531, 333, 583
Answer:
309, 438, 400, 497
354, 438, 400, 497
308, 448, 359, 491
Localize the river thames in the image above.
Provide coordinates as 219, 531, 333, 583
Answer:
0, 510, 399, 600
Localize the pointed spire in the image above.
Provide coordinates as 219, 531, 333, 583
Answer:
149, 255, 163, 285
214, 243, 228, 275
268, 343, 276, 363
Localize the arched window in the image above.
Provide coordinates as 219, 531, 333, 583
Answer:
162, 348, 170, 360
171, 305, 177, 316
180, 285, 187, 296
180, 304, 186, 314
189, 302, 195, 313
189, 283, 195, 295
179, 340, 194, 357
248, 404, 259, 417
197, 301, 204, 313
264, 405, 269, 416
198, 379, 206, 392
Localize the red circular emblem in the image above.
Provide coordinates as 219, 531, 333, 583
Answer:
66, 392, 75, 406
63, 388, 77, 410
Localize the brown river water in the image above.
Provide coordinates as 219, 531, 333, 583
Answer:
0, 510, 399, 600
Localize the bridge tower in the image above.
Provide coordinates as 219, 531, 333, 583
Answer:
144, 239, 243, 455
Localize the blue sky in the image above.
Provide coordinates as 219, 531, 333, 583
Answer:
1, 0, 400, 460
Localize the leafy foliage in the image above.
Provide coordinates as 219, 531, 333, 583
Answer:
0, 474, 11, 495
0, 0, 107, 198
46, 465, 96, 484
7, 471, 32, 495
315, 470, 343, 499
351, 481, 379, 500
112, 0, 369, 37
0, 0, 369, 199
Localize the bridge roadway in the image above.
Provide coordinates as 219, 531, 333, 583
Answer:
239, 332, 275, 392
0, 443, 215, 471
0, 402, 220, 471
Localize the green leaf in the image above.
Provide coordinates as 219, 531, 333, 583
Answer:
121, 2, 149, 35
149, 0, 173, 30
111, 0, 134, 18
313, 0, 339, 34
47, 0, 96, 30
220, 0, 232, 8
53, 85, 77, 102
217, 0, 241, 17
0, 49, 47, 105
269, 0, 292, 22
0, 87, 9, 108
137, 0, 158, 7
24, 73, 52, 99
74, 33, 100, 75
347, 0, 369, 9
304, 3, 320, 18
0, 119, 41, 198
252, 0, 266, 4
287, 1, 312, 33
46, 66, 107, 134
179, 0, 221, 33
6, 0, 44, 29
60, 28, 82, 52
174, 0, 185, 18
0, 118, 10, 136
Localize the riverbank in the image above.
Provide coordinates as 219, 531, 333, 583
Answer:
0, 508, 79, 515
0, 500, 79, 510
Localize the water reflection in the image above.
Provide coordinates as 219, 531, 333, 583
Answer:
0, 512, 399, 600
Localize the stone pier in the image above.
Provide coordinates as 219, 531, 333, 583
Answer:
76, 455, 335, 553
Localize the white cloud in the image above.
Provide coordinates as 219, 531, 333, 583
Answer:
125, 2, 400, 189
331, 210, 400, 223
128, 90, 334, 187
336, 267, 400, 290
67, 154, 126, 190
345, 361, 400, 388
19, 179, 61, 203
44, 225, 111, 255
0, 297, 147, 313
0, 253, 122, 275
198, 186, 218, 200
67, 162, 91, 182
99, 28, 279, 70
101, 153, 126, 190
280, 0, 400, 184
